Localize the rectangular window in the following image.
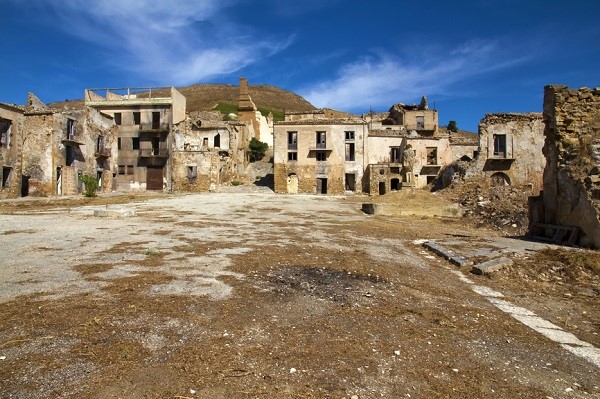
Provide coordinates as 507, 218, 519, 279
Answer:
187, 166, 197, 180
288, 131, 297, 149
345, 142, 355, 161
66, 119, 75, 140
203, 137, 209, 148
133, 111, 141, 125
316, 131, 326, 149
416, 116, 425, 130
152, 112, 160, 129
390, 147, 401, 163
132, 137, 140, 150
493, 134, 507, 157
426, 147, 438, 165
288, 152, 297, 161
345, 131, 355, 141
114, 112, 122, 126
127, 165, 134, 175
118, 165, 126, 175
117, 137, 122, 150
2, 167, 12, 188
0, 119, 11, 148
316, 151, 327, 161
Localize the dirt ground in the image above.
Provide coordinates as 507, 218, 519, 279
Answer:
0, 189, 598, 399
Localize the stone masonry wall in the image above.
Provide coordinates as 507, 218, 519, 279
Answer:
541, 85, 600, 248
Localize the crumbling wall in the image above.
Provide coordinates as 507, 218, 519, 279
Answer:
540, 85, 600, 248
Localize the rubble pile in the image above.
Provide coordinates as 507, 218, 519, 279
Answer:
438, 179, 531, 235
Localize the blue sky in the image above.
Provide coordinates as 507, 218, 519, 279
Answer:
1, 0, 599, 132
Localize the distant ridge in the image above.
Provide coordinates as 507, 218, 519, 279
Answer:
49, 82, 317, 114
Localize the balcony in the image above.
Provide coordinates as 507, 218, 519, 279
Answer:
309, 143, 332, 152
95, 147, 111, 158
139, 123, 170, 133
62, 133, 84, 146
139, 148, 169, 158
420, 164, 442, 176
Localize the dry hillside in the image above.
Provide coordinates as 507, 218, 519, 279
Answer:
49, 83, 316, 114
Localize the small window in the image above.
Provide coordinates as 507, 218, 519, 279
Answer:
316, 151, 327, 161
118, 165, 126, 175
493, 134, 507, 157
426, 147, 437, 165
2, 167, 12, 188
203, 137, 209, 148
152, 112, 160, 129
416, 116, 425, 130
288, 152, 297, 161
114, 112, 122, 126
132, 137, 140, 150
127, 165, 134, 175
0, 119, 11, 148
117, 137, 122, 150
390, 147, 401, 163
345, 142, 355, 161
66, 119, 75, 140
133, 112, 141, 125
345, 131, 355, 141
187, 166, 197, 180
316, 131, 326, 148
288, 131, 297, 149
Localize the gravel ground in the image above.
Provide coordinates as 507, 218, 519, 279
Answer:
0, 189, 598, 398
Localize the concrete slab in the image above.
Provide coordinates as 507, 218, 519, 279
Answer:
471, 257, 513, 275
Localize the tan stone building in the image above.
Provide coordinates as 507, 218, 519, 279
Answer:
274, 98, 477, 195
468, 113, 545, 193
85, 87, 186, 191
0, 102, 24, 198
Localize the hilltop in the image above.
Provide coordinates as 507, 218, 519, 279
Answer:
49, 82, 317, 117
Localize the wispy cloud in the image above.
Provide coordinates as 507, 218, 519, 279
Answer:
300, 39, 532, 111
36, 0, 291, 85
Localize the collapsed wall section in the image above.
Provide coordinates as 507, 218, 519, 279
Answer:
540, 85, 600, 248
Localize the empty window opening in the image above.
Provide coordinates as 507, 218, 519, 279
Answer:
132, 137, 140, 150
345, 173, 356, 191
390, 167, 400, 174
96, 136, 104, 152
152, 112, 160, 129
288, 152, 297, 161
152, 137, 160, 155
114, 112, 122, 126
0, 119, 11, 148
187, 166, 197, 181
203, 137, 209, 148
345, 131, 355, 141
491, 172, 510, 186
127, 165, 134, 175
390, 147, 401, 163
316, 131, 326, 148
118, 165, 126, 175
316, 178, 328, 194
66, 119, 75, 140
133, 111, 141, 125
379, 169, 385, 175
416, 116, 425, 130
288, 131, 297, 149
117, 137, 122, 150
2, 167, 12, 188
316, 151, 327, 161
426, 147, 438, 165
345, 142, 355, 161
214, 133, 221, 148
493, 134, 507, 157
391, 178, 400, 191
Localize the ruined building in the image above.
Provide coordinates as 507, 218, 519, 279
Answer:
0, 102, 23, 198
530, 85, 600, 248
236, 77, 273, 147
273, 98, 477, 195
468, 113, 545, 192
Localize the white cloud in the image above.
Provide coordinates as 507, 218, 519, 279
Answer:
38, 0, 290, 85
300, 39, 531, 111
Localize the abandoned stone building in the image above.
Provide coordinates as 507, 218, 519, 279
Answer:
273, 97, 477, 195
467, 113, 545, 192
530, 85, 600, 248
0, 102, 24, 198
0, 93, 118, 198
237, 77, 273, 147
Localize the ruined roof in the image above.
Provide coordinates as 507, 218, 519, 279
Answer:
481, 112, 543, 123
0, 102, 25, 113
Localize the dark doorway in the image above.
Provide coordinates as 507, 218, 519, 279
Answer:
378, 182, 386, 195
146, 167, 163, 190
152, 112, 160, 129
391, 178, 400, 191
214, 133, 221, 148
152, 137, 160, 155
345, 173, 355, 191
21, 175, 30, 197
66, 146, 75, 166
316, 178, 327, 194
